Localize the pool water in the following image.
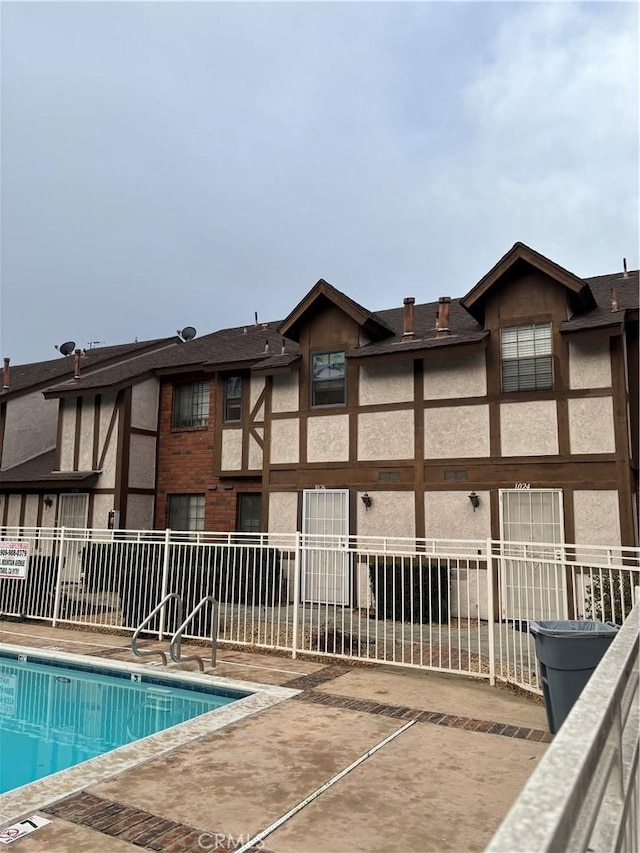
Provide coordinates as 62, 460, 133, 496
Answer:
0, 653, 245, 793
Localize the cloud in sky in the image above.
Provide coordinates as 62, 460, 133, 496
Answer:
1, 1, 637, 364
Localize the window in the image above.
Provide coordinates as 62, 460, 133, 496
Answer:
501, 323, 552, 392
172, 381, 209, 428
237, 494, 262, 534
167, 494, 205, 531
224, 377, 242, 421
311, 351, 346, 406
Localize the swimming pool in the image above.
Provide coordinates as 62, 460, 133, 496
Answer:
0, 650, 248, 793
0, 644, 298, 828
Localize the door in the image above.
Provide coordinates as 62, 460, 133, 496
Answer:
499, 489, 567, 621
301, 489, 349, 605
57, 493, 89, 582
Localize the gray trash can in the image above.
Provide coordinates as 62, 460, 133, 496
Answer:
529, 620, 619, 734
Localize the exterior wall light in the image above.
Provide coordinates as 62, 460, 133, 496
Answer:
361, 493, 372, 511
468, 491, 480, 511
43, 496, 53, 508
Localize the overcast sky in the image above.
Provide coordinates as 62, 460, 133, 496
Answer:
1, 1, 638, 365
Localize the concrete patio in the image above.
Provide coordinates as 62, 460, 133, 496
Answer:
0, 621, 549, 852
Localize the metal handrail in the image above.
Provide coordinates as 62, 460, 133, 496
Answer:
169, 596, 219, 671
131, 592, 183, 665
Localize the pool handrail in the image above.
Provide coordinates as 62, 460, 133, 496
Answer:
169, 596, 219, 671
131, 592, 183, 665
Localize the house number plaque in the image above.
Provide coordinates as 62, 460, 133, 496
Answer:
514, 483, 531, 489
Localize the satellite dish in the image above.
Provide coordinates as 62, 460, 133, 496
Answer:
177, 326, 197, 342
55, 341, 76, 356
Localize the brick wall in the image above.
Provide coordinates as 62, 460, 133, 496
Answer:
154, 377, 260, 531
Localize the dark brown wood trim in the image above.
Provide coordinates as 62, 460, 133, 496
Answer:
249, 426, 264, 450
18, 494, 26, 527
1, 495, 9, 526
0, 401, 6, 466
55, 400, 64, 470
260, 376, 273, 532
36, 493, 44, 528
73, 396, 82, 471
130, 426, 157, 437
611, 336, 635, 546
414, 359, 425, 539
86, 488, 117, 495
489, 402, 500, 457
249, 385, 266, 421
92, 395, 101, 469
88, 492, 95, 527
97, 397, 120, 470
114, 388, 132, 523
556, 399, 570, 456
126, 487, 157, 495
299, 413, 308, 466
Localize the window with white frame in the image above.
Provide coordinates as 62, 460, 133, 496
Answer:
501, 323, 552, 392
172, 381, 209, 428
167, 494, 205, 531
311, 351, 346, 406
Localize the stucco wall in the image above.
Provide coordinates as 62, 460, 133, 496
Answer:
307, 415, 349, 463
358, 410, 414, 461
248, 430, 263, 470
2, 392, 58, 470
97, 394, 118, 488
573, 490, 621, 546
5, 495, 21, 527
569, 340, 612, 390
424, 404, 490, 459
423, 352, 487, 400
59, 398, 77, 471
356, 491, 415, 540
272, 373, 299, 413
568, 396, 615, 454
22, 495, 39, 528
131, 378, 160, 430
424, 490, 491, 540
221, 429, 243, 470
128, 433, 157, 489
91, 493, 115, 529
500, 400, 558, 456
250, 376, 265, 420
359, 361, 413, 406
78, 398, 95, 471
271, 419, 300, 464
268, 491, 299, 534
125, 494, 155, 531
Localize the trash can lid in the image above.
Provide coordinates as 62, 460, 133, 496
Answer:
530, 619, 619, 638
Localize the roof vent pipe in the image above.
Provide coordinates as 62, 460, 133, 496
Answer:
623, 258, 628, 278
73, 349, 82, 380
403, 297, 415, 337
611, 287, 619, 312
436, 296, 451, 336
2, 357, 9, 391
264, 339, 269, 353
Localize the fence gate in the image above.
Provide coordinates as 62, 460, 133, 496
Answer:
301, 489, 349, 605
499, 489, 567, 623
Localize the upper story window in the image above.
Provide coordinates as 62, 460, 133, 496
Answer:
167, 494, 205, 531
311, 351, 346, 406
501, 323, 553, 392
172, 380, 210, 428
224, 377, 242, 421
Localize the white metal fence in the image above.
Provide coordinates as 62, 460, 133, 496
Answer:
0, 526, 638, 692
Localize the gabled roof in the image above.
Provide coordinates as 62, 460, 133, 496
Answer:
460, 242, 597, 322
560, 271, 639, 334
1, 337, 179, 400
277, 279, 395, 343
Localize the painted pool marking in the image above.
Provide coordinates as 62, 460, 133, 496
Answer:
0, 816, 51, 844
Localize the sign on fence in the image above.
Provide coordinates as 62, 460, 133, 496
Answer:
0, 542, 30, 579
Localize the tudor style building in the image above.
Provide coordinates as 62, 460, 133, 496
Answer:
0, 243, 637, 572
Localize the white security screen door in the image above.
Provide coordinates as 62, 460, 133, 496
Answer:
57, 493, 89, 582
500, 489, 567, 621
302, 489, 349, 605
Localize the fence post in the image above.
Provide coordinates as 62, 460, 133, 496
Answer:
158, 528, 171, 641
486, 538, 496, 686
51, 527, 66, 627
291, 532, 301, 660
